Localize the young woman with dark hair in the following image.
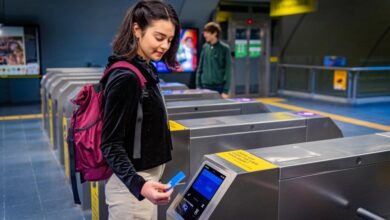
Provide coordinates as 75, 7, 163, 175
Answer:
100, 1, 180, 219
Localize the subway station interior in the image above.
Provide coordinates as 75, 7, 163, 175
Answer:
1, 0, 390, 219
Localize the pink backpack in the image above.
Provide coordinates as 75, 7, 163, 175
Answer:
67, 61, 146, 204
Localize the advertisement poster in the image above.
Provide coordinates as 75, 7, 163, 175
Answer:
0, 26, 40, 76
234, 28, 247, 58
176, 28, 198, 72
154, 28, 198, 73
0, 36, 25, 65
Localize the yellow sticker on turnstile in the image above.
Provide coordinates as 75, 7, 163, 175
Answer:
217, 150, 277, 172
169, 120, 188, 131
91, 181, 99, 220
63, 117, 70, 179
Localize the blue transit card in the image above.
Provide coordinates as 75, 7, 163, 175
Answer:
167, 171, 186, 190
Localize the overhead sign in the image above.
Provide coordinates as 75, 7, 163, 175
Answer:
270, 0, 317, 17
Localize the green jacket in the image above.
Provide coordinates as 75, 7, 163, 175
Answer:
196, 41, 232, 93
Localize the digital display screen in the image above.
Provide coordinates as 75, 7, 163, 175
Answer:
0, 25, 40, 76
153, 28, 198, 73
192, 168, 224, 200
175, 165, 225, 219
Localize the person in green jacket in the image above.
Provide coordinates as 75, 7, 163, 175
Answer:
196, 22, 232, 99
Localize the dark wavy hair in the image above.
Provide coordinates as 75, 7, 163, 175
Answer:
112, 0, 180, 68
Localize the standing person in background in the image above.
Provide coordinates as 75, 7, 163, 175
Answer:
196, 22, 232, 98
101, 0, 180, 219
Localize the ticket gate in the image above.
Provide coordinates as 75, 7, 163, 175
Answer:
167, 98, 269, 120
62, 96, 269, 216
167, 132, 390, 220
46, 75, 101, 148
163, 89, 221, 102
160, 82, 188, 91
42, 72, 101, 135
159, 112, 343, 219
41, 68, 102, 126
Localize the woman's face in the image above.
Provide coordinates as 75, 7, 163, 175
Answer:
134, 20, 175, 62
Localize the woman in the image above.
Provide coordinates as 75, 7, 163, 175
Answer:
100, 1, 180, 219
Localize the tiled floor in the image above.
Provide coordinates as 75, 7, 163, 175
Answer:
1, 99, 390, 220
0, 118, 86, 220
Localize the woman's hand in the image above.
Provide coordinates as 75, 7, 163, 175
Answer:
221, 93, 229, 99
141, 181, 173, 205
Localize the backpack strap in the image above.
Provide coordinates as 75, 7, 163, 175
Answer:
101, 61, 147, 90
102, 61, 147, 159
68, 109, 81, 204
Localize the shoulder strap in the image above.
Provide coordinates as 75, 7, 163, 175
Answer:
102, 61, 146, 159
101, 61, 147, 90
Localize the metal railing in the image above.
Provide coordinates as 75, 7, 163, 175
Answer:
277, 64, 390, 104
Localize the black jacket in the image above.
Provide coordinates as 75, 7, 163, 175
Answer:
100, 56, 172, 200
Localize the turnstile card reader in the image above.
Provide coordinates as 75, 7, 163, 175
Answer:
163, 89, 220, 102
167, 98, 269, 120
168, 133, 390, 219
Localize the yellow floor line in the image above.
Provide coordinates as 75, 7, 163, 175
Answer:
256, 98, 390, 132
0, 114, 43, 121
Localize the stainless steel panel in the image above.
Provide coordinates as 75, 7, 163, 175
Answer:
167, 99, 269, 120
278, 162, 390, 219
163, 89, 221, 102
168, 133, 390, 219
161, 112, 342, 219
251, 134, 390, 179
189, 126, 306, 176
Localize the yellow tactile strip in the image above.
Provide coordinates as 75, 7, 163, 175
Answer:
257, 98, 390, 132
0, 114, 43, 121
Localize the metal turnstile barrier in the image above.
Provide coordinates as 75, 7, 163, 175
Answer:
41, 68, 102, 130
158, 111, 343, 219
167, 98, 269, 120
167, 132, 390, 220
42, 72, 102, 137
163, 89, 221, 102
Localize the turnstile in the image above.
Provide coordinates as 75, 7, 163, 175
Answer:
42, 72, 101, 135
61, 97, 268, 216
167, 98, 269, 120
160, 82, 188, 91
167, 132, 390, 220
159, 112, 343, 219
41, 68, 102, 124
163, 89, 221, 102
165, 112, 342, 184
